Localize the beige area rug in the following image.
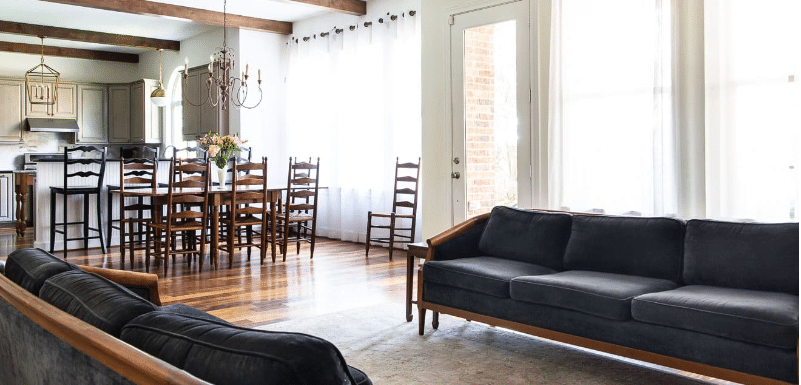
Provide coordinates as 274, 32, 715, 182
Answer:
261, 303, 735, 385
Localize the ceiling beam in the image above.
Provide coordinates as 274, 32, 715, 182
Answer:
0, 41, 139, 63
288, 0, 366, 16
0, 20, 180, 51
36, 0, 293, 35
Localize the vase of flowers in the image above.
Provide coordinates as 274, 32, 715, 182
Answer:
197, 132, 247, 185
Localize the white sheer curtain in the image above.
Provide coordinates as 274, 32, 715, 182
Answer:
285, 16, 422, 242
548, 0, 676, 216
705, 0, 800, 222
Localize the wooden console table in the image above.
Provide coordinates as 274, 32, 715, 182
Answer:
14, 172, 34, 237
406, 242, 428, 322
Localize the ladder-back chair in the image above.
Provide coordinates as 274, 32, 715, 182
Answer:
219, 157, 270, 268
107, 146, 159, 253
276, 157, 320, 260
117, 153, 158, 268
147, 159, 210, 274
365, 157, 421, 260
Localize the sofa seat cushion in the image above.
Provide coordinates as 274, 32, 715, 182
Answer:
424, 257, 558, 298
39, 270, 158, 338
511, 270, 678, 320
4, 248, 79, 295
632, 285, 799, 350
121, 311, 361, 385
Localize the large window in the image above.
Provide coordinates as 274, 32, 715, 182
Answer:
549, 0, 675, 216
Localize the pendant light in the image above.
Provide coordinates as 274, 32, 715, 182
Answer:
150, 49, 168, 107
25, 36, 60, 109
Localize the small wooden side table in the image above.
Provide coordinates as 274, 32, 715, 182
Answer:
406, 242, 428, 322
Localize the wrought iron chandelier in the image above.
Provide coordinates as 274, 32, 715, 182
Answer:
184, 0, 262, 110
25, 36, 60, 110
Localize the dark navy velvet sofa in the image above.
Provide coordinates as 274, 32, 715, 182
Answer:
417, 207, 799, 384
0, 248, 371, 385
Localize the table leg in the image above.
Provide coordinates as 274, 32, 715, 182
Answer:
212, 203, 220, 269
406, 251, 414, 322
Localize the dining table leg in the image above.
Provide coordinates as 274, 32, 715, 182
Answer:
212, 202, 220, 270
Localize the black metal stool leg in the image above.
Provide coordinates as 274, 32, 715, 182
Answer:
98, 190, 107, 254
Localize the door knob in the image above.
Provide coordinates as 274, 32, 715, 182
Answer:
451, 171, 461, 179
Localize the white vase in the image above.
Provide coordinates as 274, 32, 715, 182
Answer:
216, 163, 228, 185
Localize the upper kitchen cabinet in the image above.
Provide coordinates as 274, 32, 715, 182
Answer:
183, 66, 227, 141
76, 84, 108, 143
108, 84, 131, 143
130, 79, 162, 144
26, 83, 77, 119
0, 80, 24, 142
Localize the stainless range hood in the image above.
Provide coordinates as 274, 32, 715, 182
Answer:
27, 118, 79, 133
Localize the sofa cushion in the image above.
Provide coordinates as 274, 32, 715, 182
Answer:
424, 257, 558, 298
39, 270, 158, 338
632, 285, 799, 350
478, 207, 572, 270
511, 270, 678, 320
563, 215, 685, 281
120, 311, 360, 385
683, 219, 799, 294
3, 248, 80, 295
159, 303, 231, 324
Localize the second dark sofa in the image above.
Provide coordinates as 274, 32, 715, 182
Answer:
418, 207, 799, 384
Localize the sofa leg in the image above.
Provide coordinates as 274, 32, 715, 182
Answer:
418, 308, 426, 335
432, 312, 439, 329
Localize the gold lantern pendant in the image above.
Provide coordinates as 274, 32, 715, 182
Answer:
25, 37, 60, 115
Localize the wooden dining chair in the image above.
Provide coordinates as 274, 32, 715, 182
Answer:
118, 153, 158, 268
276, 157, 320, 261
107, 146, 158, 254
160, 145, 208, 188
147, 159, 210, 274
365, 157, 421, 260
219, 157, 270, 267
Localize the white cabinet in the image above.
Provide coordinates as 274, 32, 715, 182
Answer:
0, 80, 24, 142
26, 83, 77, 119
0, 172, 13, 222
109, 84, 131, 143
130, 79, 162, 143
76, 84, 108, 143
183, 66, 227, 140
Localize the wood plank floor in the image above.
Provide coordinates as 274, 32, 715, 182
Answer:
0, 225, 409, 328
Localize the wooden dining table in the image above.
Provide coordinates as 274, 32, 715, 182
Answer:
112, 185, 284, 269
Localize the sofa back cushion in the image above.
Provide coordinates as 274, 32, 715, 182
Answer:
563, 215, 685, 281
39, 270, 158, 338
478, 207, 572, 270
683, 219, 799, 294
4, 248, 79, 295
121, 311, 356, 385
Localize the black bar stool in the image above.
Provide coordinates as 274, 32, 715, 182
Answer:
49, 145, 108, 258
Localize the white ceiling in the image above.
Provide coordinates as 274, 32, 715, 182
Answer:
0, 0, 338, 54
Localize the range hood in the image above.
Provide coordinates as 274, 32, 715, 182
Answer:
27, 118, 79, 133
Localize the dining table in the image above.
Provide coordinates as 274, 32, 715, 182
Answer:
112, 185, 284, 269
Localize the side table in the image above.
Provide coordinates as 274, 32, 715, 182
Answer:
406, 242, 428, 322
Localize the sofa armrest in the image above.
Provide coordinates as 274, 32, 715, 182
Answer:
426, 213, 490, 261
78, 266, 162, 306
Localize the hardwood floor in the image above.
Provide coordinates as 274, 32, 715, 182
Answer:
0, 225, 409, 328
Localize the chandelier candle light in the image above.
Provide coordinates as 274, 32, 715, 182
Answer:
184, 0, 262, 110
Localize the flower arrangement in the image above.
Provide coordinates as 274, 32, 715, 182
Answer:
197, 132, 247, 169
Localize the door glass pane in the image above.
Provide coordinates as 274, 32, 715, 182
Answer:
463, 21, 518, 218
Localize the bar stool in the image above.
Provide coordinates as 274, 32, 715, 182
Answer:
49, 145, 108, 258
107, 146, 159, 251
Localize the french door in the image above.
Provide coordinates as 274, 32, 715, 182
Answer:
450, 0, 532, 223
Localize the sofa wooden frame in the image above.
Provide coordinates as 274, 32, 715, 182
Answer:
0, 265, 208, 385
416, 212, 798, 385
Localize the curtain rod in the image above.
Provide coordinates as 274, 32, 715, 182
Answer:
288, 10, 417, 45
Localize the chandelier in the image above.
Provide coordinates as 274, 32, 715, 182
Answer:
25, 36, 60, 110
184, 0, 262, 110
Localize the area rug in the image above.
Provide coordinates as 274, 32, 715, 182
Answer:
261, 303, 733, 385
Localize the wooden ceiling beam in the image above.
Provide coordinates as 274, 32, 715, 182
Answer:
288, 0, 366, 16
0, 20, 179, 51
0, 41, 139, 63
36, 0, 293, 35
